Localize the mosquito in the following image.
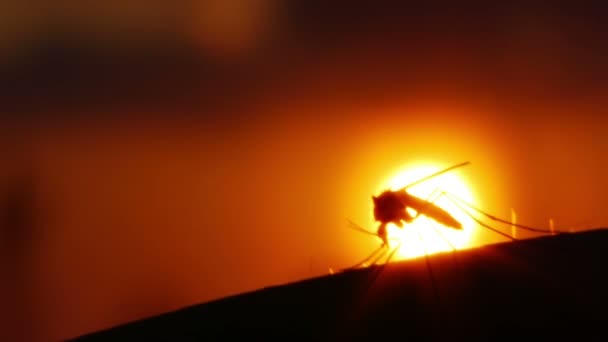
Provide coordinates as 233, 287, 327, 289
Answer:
344, 161, 470, 270
344, 161, 568, 271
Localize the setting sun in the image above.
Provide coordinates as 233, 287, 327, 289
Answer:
373, 161, 477, 260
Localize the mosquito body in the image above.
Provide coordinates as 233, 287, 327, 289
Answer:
372, 188, 462, 247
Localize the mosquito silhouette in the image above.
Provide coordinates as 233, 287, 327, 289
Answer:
343, 161, 569, 271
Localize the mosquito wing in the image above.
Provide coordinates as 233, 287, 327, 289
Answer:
400, 192, 462, 229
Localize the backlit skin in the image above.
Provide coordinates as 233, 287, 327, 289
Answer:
372, 189, 462, 247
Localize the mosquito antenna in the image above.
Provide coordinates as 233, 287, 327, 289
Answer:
443, 192, 566, 234
398, 161, 471, 191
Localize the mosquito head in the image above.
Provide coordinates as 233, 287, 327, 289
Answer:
373, 190, 406, 224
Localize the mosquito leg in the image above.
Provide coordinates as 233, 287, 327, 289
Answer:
431, 222, 457, 251
347, 219, 400, 242
346, 219, 379, 237
348, 244, 386, 269
409, 186, 458, 251
344, 219, 400, 271
369, 245, 389, 266
441, 191, 561, 235
412, 225, 441, 303
413, 225, 431, 257
383, 241, 402, 265
425, 188, 458, 251
363, 243, 399, 293
410, 187, 443, 220
436, 190, 516, 241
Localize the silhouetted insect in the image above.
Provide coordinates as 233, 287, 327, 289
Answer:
344, 161, 470, 269
372, 161, 469, 247
343, 161, 567, 271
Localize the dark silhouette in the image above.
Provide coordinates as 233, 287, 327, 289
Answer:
71, 228, 608, 341
348, 162, 470, 268
359, 161, 569, 268
372, 189, 462, 246
373, 162, 469, 247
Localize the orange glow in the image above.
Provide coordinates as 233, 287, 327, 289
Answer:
374, 161, 477, 260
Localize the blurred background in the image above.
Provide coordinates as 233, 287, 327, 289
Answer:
1, 1, 607, 341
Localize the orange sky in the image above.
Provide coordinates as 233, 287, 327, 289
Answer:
3, 99, 607, 341
2, 2, 608, 341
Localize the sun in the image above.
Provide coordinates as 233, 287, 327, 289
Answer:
373, 161, 477, 260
